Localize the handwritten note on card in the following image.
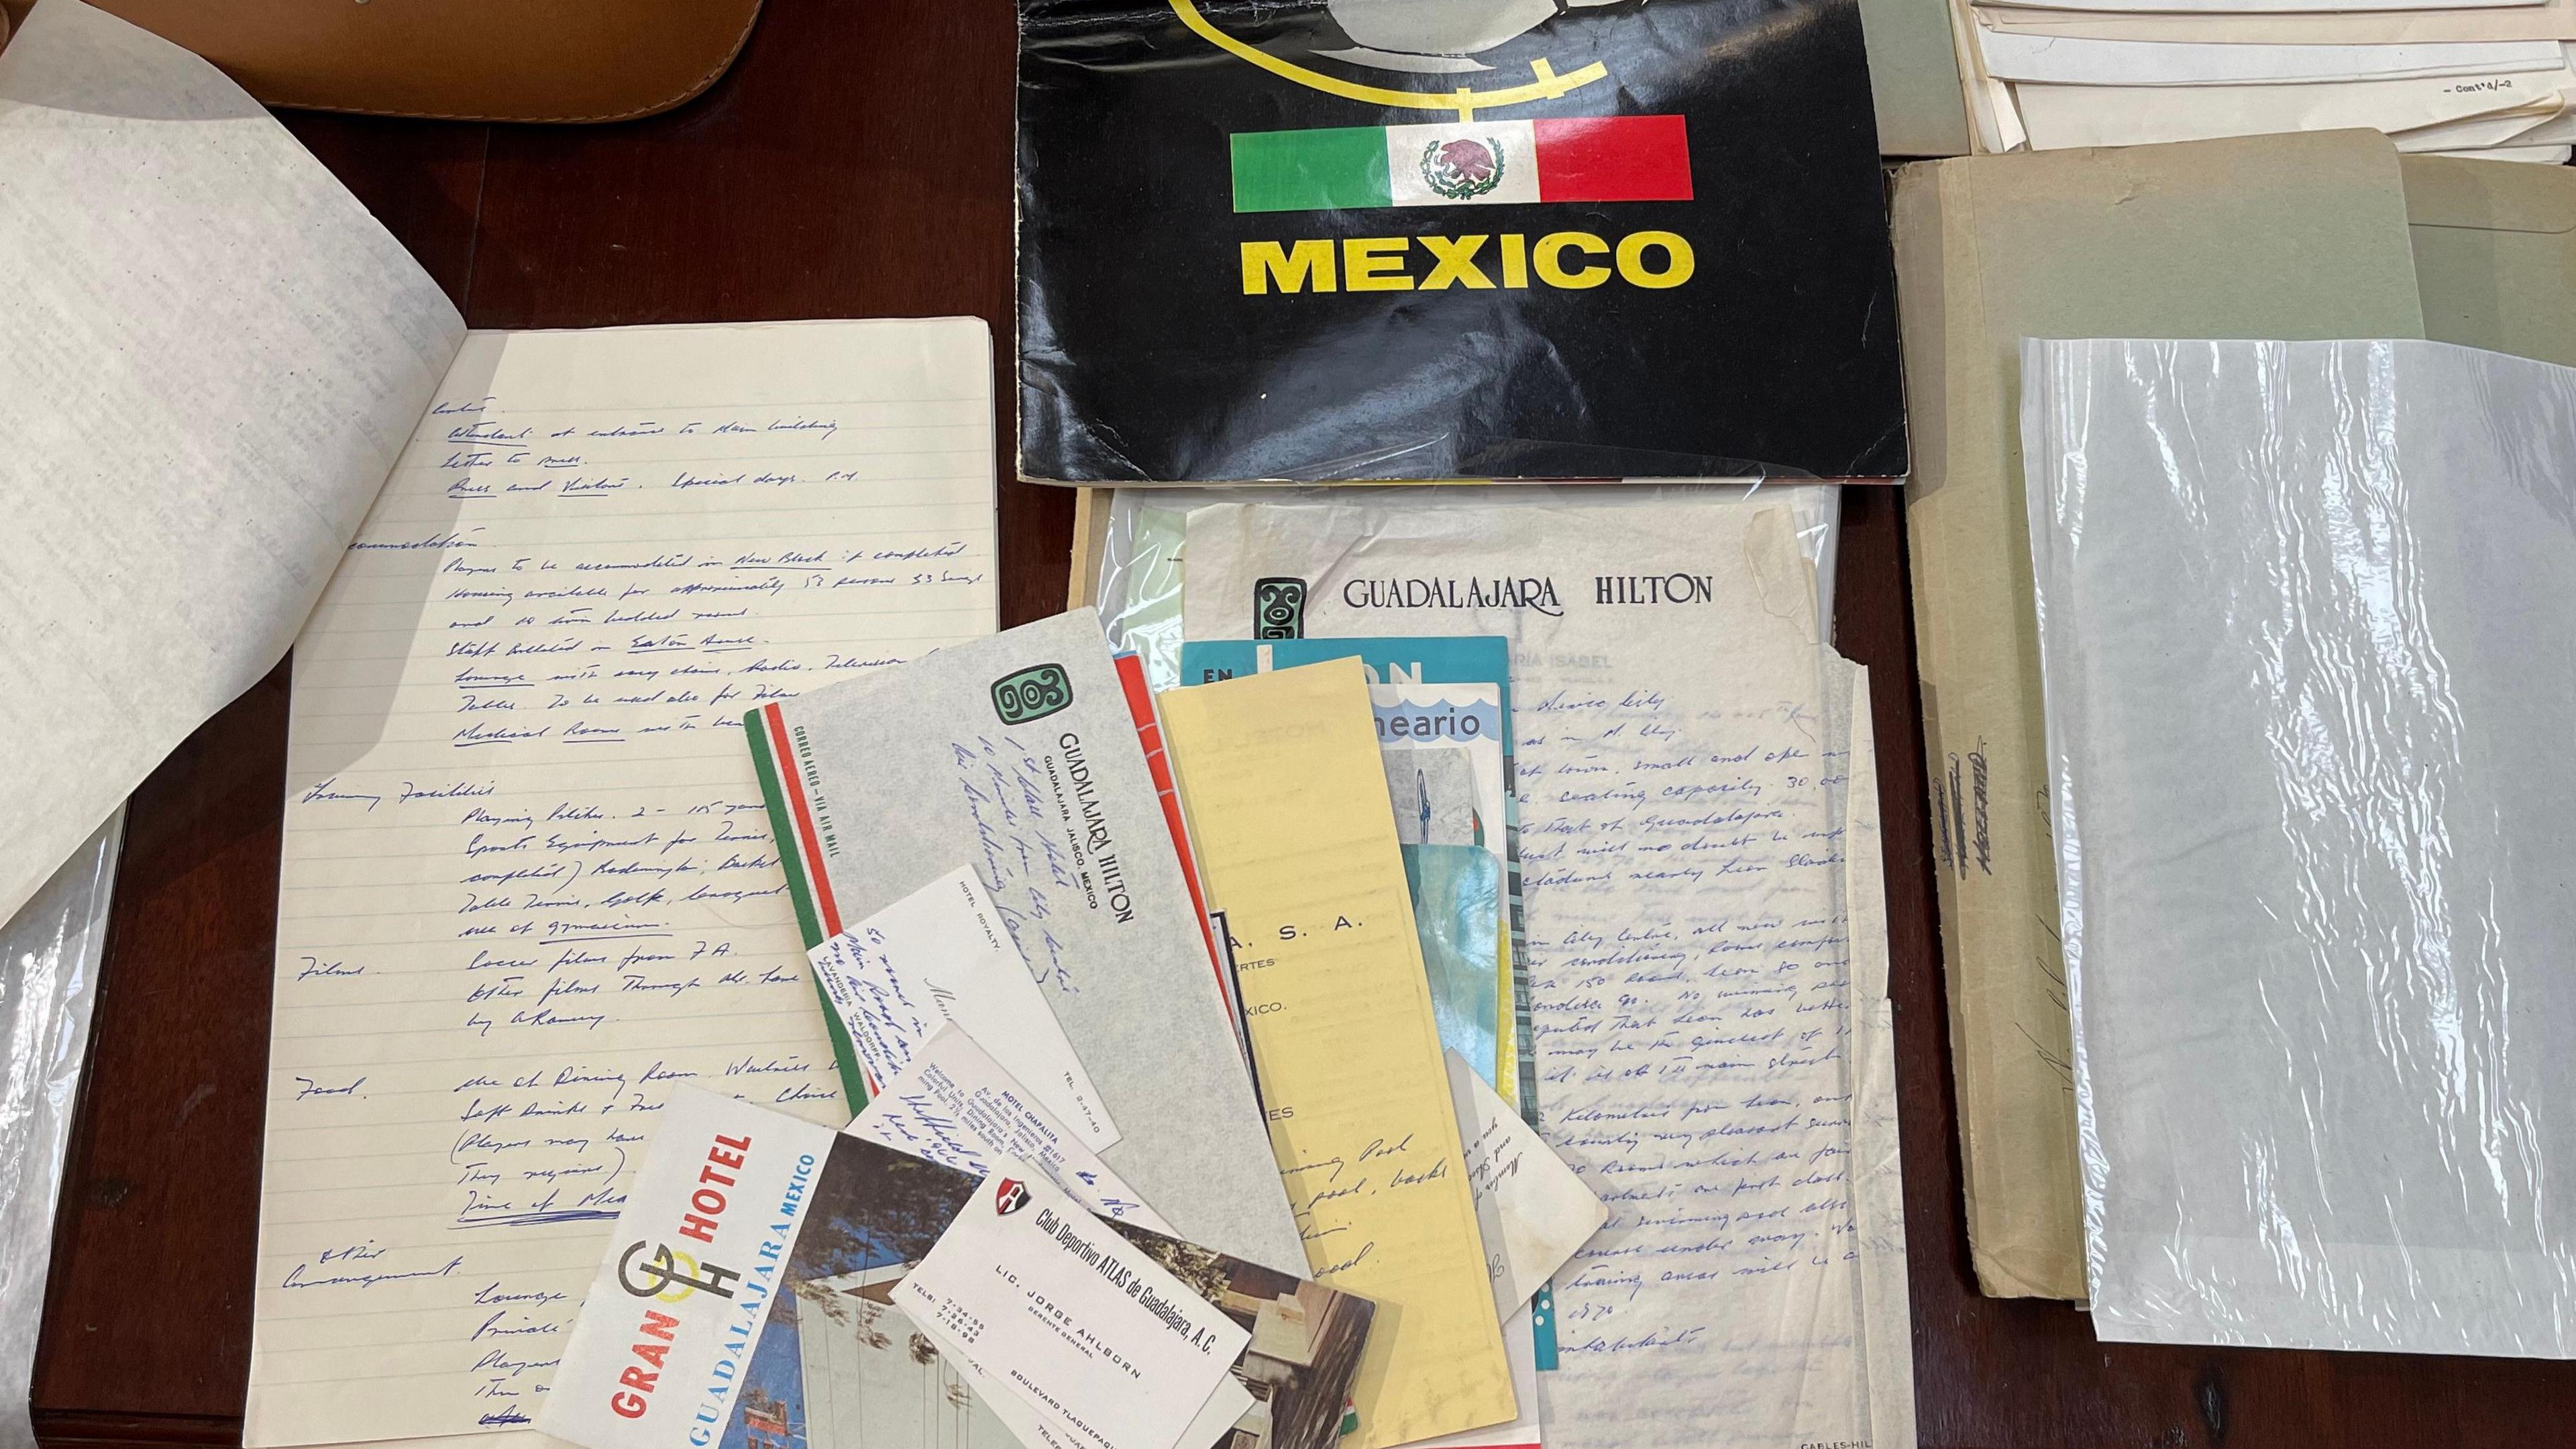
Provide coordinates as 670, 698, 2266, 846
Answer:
751, 610, 1305, 1275
851, 1024, 1168, 1231
1444, 1049, 1605, 1317
245, 319, 998, 1447
808, 864, 1116, 1147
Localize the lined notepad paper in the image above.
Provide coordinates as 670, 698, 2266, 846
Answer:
246, 319, 998, 1446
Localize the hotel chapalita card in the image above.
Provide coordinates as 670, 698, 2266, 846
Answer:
1014, 0, 1902, 482
541, 1087, 1379, 1449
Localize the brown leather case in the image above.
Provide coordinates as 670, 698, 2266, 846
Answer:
30, 0, 763, 122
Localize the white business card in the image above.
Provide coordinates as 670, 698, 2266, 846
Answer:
944, 1326, 1256, 1449
898, 1161, 1250, 1449
808, 863, 1118, 1148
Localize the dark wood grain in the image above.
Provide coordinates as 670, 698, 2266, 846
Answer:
461, 0, 1067, 629
33, 661, 287, 1441
32, 3, 2576, 1446
275, 111, 490, 310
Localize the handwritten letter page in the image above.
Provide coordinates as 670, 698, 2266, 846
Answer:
1159, 660, 1517, 1449
246, 319, 998, 1446
1182, 492, 1914, 1449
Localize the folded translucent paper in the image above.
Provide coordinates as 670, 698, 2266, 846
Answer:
2023, 337, 2576, 1356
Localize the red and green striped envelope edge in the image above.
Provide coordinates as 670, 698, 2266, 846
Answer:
1114, 651, 1254, 1076
746, 673, 1242, 1115
745, 701, 872, 1113
1232, 114, 1691, 214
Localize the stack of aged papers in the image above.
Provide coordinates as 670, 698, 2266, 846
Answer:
728, 609, 1583, 1449
402, 478, 1916, 1449
1890, 129, 2576, 1304
1946, 0, 2576, 158
1171, 490, 1915, 1449
1886, 128, 2431, 1301
517, 595, 1662, 1449
13, 2, 1919, 1440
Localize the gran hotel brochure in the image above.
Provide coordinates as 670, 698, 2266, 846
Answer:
745, 607, 1305, 1277
1015, 0, 1904, 482
541, 1086, 1379, 1449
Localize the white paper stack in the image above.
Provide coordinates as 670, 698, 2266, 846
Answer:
1949, 0, 2576, 160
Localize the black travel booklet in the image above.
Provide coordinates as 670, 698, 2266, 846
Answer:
1016, 0, 1906, 483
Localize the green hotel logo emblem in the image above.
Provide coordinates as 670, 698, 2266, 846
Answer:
991, 663, 1074, 725
1254, 578, 1307, 639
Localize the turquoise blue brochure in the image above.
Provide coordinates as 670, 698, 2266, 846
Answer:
1180, 635, 1527, 1088
1403, 843, 1503, 1086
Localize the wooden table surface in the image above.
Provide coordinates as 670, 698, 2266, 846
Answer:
28, 3, 2576, 1446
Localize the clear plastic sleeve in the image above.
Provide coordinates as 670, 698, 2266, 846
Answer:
0, 812, 120, 1449
2022, 336, 2576, 1356
1093, 483, 1841, 692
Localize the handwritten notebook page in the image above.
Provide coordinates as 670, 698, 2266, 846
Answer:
1158, 659, 1515, 1449
246, 319, 998, 1446
1181, 493, 1915, 1449
0, 0, 463, 928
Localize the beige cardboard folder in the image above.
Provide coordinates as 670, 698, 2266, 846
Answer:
1893, 129, 2428, 1299
1864, 0, 1975, 154
2406, 154, 2576, 368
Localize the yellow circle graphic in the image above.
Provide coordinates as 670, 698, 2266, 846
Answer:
1168, 0, 1610, 121
654, 1248, 704, 1303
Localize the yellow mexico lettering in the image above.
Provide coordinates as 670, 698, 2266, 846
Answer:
1240, 239, 1337, 294
1342, 236, 1413, 292
1418, 234, 1495, 290
1240, 233, 1696, 295
1532, 231, 1611, 289
1616, 230, 1694, 289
